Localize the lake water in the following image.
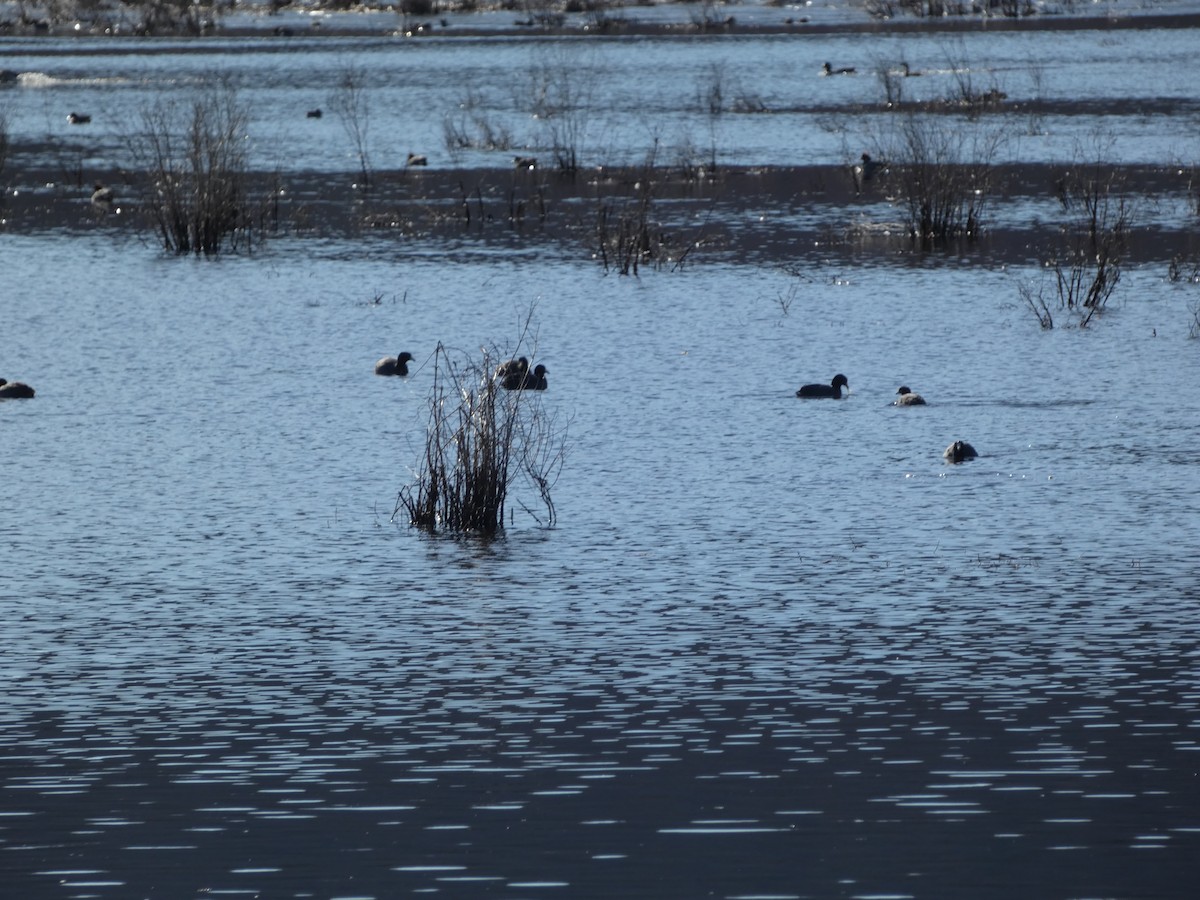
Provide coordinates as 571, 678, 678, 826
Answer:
3, 6, 1200, 899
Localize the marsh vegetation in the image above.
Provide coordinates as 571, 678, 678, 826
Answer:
1020, 155, 1132, 328
132, 83, 270, 255
395, 336, 566, 535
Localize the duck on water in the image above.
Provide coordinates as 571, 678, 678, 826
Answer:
494, 357, 528, 380
0, 378, 35, 399
944, 440, 978, 463
375, 351, 414, 376
894, 386, 926, 406
503, 364, 548, 391
796, 374, 848, 399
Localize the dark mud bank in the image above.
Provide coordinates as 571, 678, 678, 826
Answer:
5, 156, 1198, 268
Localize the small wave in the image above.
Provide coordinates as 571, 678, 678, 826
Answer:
15, 71, 60, 88
952, 398, 1097, 409
14, 71, 128, 88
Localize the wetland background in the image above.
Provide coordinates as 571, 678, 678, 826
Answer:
3, 2, 1200, 898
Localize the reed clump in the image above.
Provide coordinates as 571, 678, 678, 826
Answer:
135, 84, 263, 256
395, 342, 565, 535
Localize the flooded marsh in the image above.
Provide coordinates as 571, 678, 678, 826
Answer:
3, 4, 1200, 899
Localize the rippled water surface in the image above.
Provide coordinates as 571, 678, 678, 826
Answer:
4, 12, 1200, 900
4, 14, 1200, 171
5, 231, 1200, 898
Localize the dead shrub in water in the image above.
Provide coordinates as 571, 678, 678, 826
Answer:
594, 143, 671, 276
330, 62, 373, 192
1020, 164, 1130, 329
527, 47, 591, 176
395, 342, 566, 535
0, 109, 8, 182
442, 85, 514, 159
134, 84, 261, 256
882, 114, 1003, 248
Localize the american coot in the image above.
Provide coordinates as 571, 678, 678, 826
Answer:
374, 351, 414, 376
0, 378, 35, 399
944, 440, 978, 463
894, 386, 926, 406
67, 112, 91, 125
503, 364, 547, 391
796, 374, 849, 399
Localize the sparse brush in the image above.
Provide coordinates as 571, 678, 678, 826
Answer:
0, 110, 8, 182
330, 63, 373, 192
133, 82, 262, 256
1021, 161, 1130, 328
594, 143, 670, 275
528, 47, 591, 176
883, 113, 1002, 247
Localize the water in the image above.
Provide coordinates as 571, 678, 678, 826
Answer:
4, 9, 1200, 900
4, 14, 1200, 172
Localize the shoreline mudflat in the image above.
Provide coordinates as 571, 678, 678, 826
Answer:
4, 157, 1198, 267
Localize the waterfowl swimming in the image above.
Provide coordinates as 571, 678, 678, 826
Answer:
823, 62, 856, 76
900, 62, 921, 77
374, 351, 414, 376
796, 374, 849, 399
90, 182, 115, 210
306, 108, 323, 118
494, 356, 528, 380
894, 386, 926, 406
514, 156, 538, 170
0, 378, 35, 399
503, 363, 547, 391
943, 440, 978, 463
406, 152, 428, 167
67, 112, 91, 125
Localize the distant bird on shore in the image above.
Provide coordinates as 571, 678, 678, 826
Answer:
406, 152, 428, 167
375, 351, 414, 377
852, 152, 885, 194
944, 440, 978, 463
67, 112, 91, 124
514, 156, 538, 170
796, 374, 849, 399
90, 182, 115, 212
503, 363, 547, 391
894, 386, 926, 406
823, 62, 855, 76
0, 378, 35, 399
306, 108, 323, 118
